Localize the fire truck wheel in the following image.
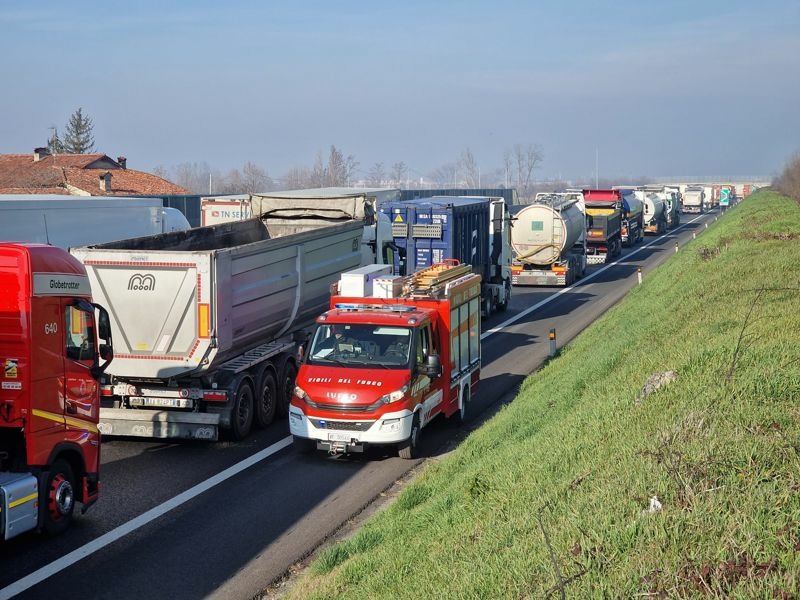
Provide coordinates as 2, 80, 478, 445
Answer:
277, 362, 297, 417
398, 413, 421, 460
230, 379, 254, 440
43, 459, 75, 535
255, 369, 277, 428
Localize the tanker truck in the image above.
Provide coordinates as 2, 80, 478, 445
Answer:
510, 192, 587, 286
70, 213, 364, 441
639, 192, 668, 234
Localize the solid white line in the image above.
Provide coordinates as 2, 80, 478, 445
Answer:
0, 436, 293, 600
481, 213, 706, 341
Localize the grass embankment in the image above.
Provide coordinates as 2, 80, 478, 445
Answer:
288, 191, 800, 599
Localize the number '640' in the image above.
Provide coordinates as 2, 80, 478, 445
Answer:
45, 322, 58, 335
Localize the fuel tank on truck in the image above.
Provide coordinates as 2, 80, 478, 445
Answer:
70, 216, 363, 379
622, 195, 644, 218
511, 199, 585, 266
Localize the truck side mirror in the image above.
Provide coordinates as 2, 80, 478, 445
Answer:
91, 305, 114, 379
99, 344, 114, 362
422, 353, 442, 378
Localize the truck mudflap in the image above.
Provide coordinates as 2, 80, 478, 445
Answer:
98, 409, 218, 441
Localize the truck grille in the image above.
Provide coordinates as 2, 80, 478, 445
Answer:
309, 418, 374, 432
305, 399, 371, 413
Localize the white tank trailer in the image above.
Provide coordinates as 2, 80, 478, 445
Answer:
641, 194, 667, 234
511, 194, 586, 286
71, 215, 364, 441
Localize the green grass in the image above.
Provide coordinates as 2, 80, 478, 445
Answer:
287, 191, 800, 599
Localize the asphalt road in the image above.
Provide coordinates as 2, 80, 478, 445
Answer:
0, 210, 719, 600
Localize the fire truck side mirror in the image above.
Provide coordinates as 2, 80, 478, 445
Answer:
422, 353, 442, 378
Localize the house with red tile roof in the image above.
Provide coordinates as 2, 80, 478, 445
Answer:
0, 148, 189, 196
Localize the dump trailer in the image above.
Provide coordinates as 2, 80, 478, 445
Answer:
1, 243, 113, 540
380, 196, 511, 317
583, 190, 624, 265
0, 195, 190, 250
682, 186, 705, 214
70, 215, 364, 441
510, 192, 586, 286
290, 262, 482, 458
202, 188, 399, 266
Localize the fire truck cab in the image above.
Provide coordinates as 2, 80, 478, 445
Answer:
290, 262, 481, 458
0, 243, 113, 540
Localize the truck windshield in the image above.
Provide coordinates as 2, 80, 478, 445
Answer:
307, 324, 412, 369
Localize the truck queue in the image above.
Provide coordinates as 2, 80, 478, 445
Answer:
0, 183, 745, 540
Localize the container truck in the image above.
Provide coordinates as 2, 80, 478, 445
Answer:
1, 243, 113, 540
202, 188, 399, 266
379, 196, 511, 317
510, 192, 586, 286
682, 186, 705, 214
583, 190, 626, 265
0, 195, 190, 249
289, 262, 482, 458
703, 185, 717, 208
70, 215, 364, 441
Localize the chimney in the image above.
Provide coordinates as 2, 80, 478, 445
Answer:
33, 147, 50, 162
99, 172, 112, 193
117, 156, 127, 169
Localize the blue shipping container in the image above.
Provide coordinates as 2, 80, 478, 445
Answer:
380, 196, 491, 279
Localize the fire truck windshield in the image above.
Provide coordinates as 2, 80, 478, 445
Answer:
307, 323, 412, 369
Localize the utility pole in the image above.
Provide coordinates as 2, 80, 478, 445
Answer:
595, 146, 599, 188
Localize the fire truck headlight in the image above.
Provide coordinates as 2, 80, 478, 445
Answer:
379, 418, 401, 433
294, 385, 308, 401
369, 384, 409, 411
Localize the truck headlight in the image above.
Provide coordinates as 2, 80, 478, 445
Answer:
294, 385, 308, 401
368, 384, 408, 411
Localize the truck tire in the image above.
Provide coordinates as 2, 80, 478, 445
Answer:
254, 368, 277, 428
398, 413, 421, 460
497, 281, 511, 312
277, 361, 297, 417
230, 379, 254, 440
482, 295, 493, 319
43, 459, 75, 536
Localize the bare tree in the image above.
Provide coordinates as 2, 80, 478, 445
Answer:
428, 162, 458, 188
458, 148, 481, 188
774, 152, 800, 202
391, 161, 409, 187
152, 165, 170, 180
505, 143, 544, 200
368, 162, 385, 187
325, 145, 358, 186
242, 161, 272, 193
284, 166, 313, 190
174, 161, 211, 194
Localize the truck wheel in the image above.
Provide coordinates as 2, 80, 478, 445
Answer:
497, 282, 511, 312
293, 436, 316, 454
398, 413, 421, 459
482, 295, 493, 319
255, 369, 277, 428
277, 361, 297, 417
43, 459, 75, 536
230, 379, 254, 440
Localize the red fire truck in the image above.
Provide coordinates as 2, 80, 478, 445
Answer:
289, 262, 481, 458
1, 243, 113, 540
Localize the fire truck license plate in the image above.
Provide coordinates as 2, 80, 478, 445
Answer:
328, 432, 358, 442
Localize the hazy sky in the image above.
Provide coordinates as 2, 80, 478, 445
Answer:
2, 1, 798, 182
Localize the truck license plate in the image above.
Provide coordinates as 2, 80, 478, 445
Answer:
131, 397, 191, 408
328, 432, 357, 442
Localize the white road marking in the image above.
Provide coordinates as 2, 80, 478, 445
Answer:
0, 436, 293, 600
481, 213, 706, 341
1, 213, 709, 599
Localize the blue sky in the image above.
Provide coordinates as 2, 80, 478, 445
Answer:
1, 1, 798, 181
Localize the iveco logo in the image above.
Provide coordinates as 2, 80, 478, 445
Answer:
128, 274, 156, 291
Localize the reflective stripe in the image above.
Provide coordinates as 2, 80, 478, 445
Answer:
32, 409, 99, 434
9, 492, 37, 509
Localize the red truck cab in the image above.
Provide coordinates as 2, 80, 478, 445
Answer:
290, 263, 481, 458
0, 243, 113, 540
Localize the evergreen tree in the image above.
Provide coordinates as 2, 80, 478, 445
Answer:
63, 108, 95, 154
47, 127, 64, 154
